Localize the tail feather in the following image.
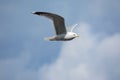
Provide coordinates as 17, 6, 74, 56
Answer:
44, 36, 56, 41
44, 37, 50, 41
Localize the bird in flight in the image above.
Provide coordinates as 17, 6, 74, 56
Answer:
32, 12, 79, 41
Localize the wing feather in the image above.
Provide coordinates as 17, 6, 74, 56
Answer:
32, 12, 67, 35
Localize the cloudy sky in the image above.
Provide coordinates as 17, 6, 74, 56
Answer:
0, 0, 120, 80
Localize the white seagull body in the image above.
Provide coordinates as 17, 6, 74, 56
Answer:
32, 12, 79, 41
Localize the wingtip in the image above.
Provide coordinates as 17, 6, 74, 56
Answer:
31, 12, 41, 15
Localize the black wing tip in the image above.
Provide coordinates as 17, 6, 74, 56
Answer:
31, 11, 48, 15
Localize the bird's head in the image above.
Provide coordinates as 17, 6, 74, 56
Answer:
72, 32, 79, 38
67, 32, 79, 38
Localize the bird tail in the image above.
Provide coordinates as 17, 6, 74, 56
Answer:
44, 36, 56, 41
44, 37, 50, 41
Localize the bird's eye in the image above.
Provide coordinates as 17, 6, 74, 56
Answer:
73, 34, 76, 36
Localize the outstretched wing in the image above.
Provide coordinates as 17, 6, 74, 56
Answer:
32, 12, 67, 35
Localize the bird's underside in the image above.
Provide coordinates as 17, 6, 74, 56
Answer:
45, 34, 75, 41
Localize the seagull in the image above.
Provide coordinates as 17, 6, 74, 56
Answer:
32, 12, 79, 41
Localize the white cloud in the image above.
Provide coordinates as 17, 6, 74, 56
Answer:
97, 34, 120, 57
38, 23, 120, 80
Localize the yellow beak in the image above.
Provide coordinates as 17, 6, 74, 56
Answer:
76, 35, 79, 37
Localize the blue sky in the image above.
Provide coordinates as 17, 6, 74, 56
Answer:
0, 0, 120, 80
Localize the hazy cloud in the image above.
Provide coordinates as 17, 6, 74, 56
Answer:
0, 0, 120, 80
39, 23, 120, 80
0, 46, 37, 80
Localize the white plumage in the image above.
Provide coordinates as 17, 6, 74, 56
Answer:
32, 12, 79, 41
